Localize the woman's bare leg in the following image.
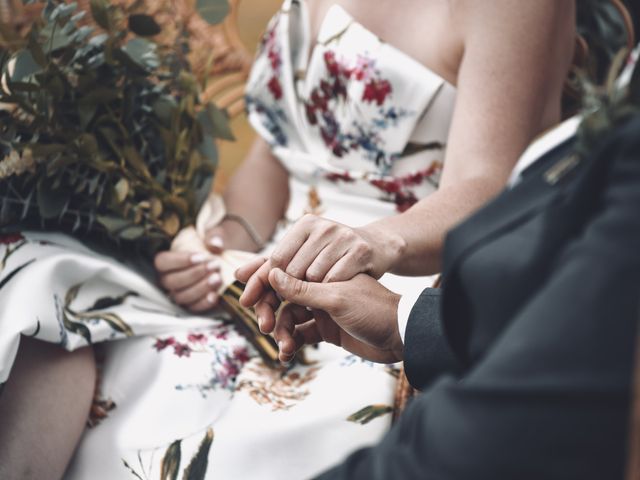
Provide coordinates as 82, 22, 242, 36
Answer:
0, 337, 96, 480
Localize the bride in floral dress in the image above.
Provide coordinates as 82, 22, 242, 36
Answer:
0, 1, 575, 479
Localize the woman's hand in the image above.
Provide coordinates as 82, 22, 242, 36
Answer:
238, 215, 406, 308
155, 249, 223, 313
271, 214, 406, 282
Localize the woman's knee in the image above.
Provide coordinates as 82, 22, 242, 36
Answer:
0, 338, 96, 480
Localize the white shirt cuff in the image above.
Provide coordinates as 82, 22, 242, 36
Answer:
397, 289, 423, 344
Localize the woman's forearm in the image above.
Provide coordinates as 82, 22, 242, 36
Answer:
366, 174, 505, 276
220, 138, 290, 251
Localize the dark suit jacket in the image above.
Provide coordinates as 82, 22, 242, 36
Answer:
317, 115, 640, 480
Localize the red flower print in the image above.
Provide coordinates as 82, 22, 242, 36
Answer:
268, 49, 281, 70
324, 51, 341, 77
268, 76, 283, 100
305, 104, 318, 125
213, 328, 229, 340
0, 233, 25, 245
173, 343, 192, 358
325, 171, 355, 183
362, 79, 392, 106
153, 337, 176, 351
233, 346, 251, 364
187, 333, 207, 344
395, 192, 419, 213
371, 178, 401, 194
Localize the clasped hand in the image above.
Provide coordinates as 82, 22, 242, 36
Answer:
237, 215, 406, 364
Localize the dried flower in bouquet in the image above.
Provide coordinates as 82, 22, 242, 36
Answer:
0, 0, 234, 258
575, 46, 640, 156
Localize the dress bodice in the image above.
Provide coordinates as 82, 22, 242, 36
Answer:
245, 0, 456, 213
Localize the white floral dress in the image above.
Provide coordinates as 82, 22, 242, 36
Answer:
0, 1, 455, 479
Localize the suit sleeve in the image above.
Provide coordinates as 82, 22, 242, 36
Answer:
315, 118, 640, 480
403, 288, 461, 390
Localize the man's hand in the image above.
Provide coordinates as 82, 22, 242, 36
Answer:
265, 268, 404, 364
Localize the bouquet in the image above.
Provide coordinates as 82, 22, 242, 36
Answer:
0, 0, 234, 259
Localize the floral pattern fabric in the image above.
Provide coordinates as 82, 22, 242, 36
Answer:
0, 2, 457, 479
246, 0, 456, 214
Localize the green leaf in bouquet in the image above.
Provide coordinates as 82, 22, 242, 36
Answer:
37, 181, 68, 219
49, 2, 80, 23
78, 102, 98, 130
12, 51, 42, 82
152, 97, 177, 128
75, 133, 100, 157
40, 20, 74, 53
178, 71, 200, 96
128, 14, 161, 37
27, 32, 48, 67
43, 74, 65, 100
123, 145, 151, 178
198, 103, 235, 141
197, 135, 218, 168
195, 0, 230, 26
120, 38, 159, 71
89, 0, 112, 31
119, 225, 146, 241
96, 214, 132, 234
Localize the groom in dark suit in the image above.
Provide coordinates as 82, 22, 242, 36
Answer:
262, 51, 640, 479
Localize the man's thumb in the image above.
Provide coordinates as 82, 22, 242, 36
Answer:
269, 268, 325, 310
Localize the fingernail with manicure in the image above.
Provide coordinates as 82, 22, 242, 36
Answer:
207, 292, 217, 304
210, 236, 224, 249
191, 253, 207, 264
207, 260, 219, 271
208, 272, 222, 286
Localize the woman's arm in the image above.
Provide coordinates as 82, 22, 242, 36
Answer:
239, 0, 576, 307
375, 0, 577, 275
264, 0, 577, 281
206, 137, 290, 252
154, 137, 289, 312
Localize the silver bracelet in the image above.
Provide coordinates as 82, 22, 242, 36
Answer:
222, 213, 266, 250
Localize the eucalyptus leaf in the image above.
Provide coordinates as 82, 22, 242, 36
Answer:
12, 51, 41, 81
121, 38, 158, 71
119, 225, 145, 240
195, 0, 230, 26
37, 181, 69, 219
96, 215, 132, 233
0, 0, 227, 262
197, 135, 218, 167
198, 104, 235, 141
89, 0, 111, 31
